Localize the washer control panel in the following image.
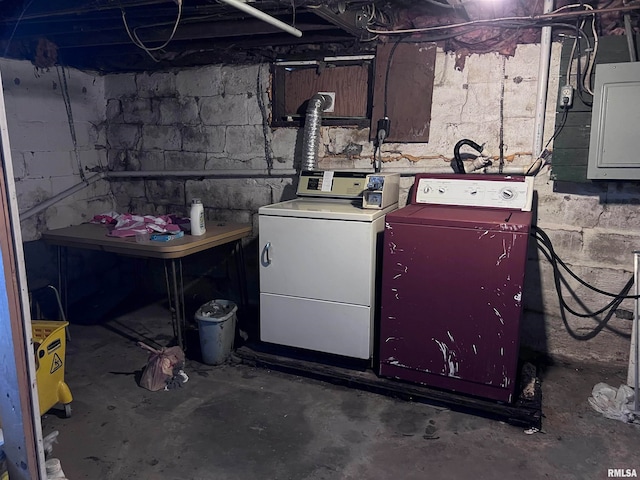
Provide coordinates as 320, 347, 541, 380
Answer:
414, 175, 534, 211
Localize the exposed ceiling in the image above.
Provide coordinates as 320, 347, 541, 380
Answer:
0, 0, 638, 73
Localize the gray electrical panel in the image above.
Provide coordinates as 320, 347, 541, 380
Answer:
587, 62, 640, 180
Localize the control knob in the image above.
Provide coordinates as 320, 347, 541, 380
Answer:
500, 188, 514, 200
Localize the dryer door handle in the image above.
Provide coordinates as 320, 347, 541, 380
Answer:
261, 242, 272, 266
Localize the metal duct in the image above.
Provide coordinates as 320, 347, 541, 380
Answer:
301, 93, 333, 171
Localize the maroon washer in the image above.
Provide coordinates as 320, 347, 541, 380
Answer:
378, 174, 533, 403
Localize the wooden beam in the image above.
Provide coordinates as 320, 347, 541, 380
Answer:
234, 344, 542, 429
0, 66, 44, 480
34, 18, 339, 48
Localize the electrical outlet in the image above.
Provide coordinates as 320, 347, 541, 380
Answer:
560, 85, 573, 108
318, 92, 335, 112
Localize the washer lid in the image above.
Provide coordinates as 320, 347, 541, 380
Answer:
386, 204, 533, 231
259, 198, 397, 221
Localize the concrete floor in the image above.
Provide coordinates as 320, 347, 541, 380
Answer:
40, 298, 640, 480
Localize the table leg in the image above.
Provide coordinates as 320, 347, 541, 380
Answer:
164, 258, 186, 351
56, 246, 69, 320
164, 261, 178, 341
234, 240, 248, 312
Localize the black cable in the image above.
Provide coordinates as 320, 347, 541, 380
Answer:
533, 226, 635, 340
544, 106, 568, 150
535, 237, 633, 317
534, 226, 639, 299
374, 36, 405, 170
524, 107, 569, 176
57, 65, 87, 183
383, 37, 403, 119
372, 143, 381, 173
573, 17, 594, 107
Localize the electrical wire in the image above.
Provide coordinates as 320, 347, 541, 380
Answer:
365, 2, 609, 36
524, 106, 569, 176
121, 0, 183, 62
383, 37, 403, 118
574, 23, 593, 107
55, 64, 118, 205
583, 11, 599, 96
367, 15, 530, 35
372, 35, 404, 172
564, 5, 592, 81
533, 226, 636, 340
56, 65, 87, 183
544, 106, 568, 151
2, 0, 35, 57
562, 4, 598, 101
535, 226, 639, 300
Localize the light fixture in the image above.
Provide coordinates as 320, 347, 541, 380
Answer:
218, 0, 303, 38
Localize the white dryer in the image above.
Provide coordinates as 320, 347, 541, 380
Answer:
258, 171, 399, 360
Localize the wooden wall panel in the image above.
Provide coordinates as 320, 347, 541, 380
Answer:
370, 42, 437, 143
282, 64, 370, 118
551, 35, 640, 182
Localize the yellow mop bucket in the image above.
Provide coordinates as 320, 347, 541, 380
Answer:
32, 321, 73, 417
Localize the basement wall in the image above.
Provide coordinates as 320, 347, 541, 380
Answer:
103, 64, 295, 228
0, 41, 627, 365
0, 59, 114, 241
0, 59, 122, 308
101, 43, 638, 366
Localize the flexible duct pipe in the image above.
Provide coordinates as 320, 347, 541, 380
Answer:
300, 94, 333, 171
532, 0, 555, 158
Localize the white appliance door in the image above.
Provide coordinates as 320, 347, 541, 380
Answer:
260, 293, 372, 359
259, 215, 377, 306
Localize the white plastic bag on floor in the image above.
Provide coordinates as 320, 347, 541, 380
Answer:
588, 382, 636, 423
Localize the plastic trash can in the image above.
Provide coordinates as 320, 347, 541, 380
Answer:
195, 299, 238, 365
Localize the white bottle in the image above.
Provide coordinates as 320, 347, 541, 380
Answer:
190, 198, 206, 236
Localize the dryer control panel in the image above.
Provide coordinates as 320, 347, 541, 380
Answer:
413, 174, 534, 211
297, 170, 368, 198
297, 171, 400, 209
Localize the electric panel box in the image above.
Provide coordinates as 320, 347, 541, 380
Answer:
587, 62, 640, 180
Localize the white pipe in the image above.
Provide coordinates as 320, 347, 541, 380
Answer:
532, 0, 555, 158
218, 0, 302, 38
105, 169, 298, 178
632, 251, 639, 412
20, 172, 105, 221
623, 8, 637, 62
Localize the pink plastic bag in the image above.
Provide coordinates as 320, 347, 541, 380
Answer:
138, 342, 185, 392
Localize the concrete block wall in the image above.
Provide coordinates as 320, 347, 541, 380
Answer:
101, 44, 637, 365
0, 59, 129, 314
317, 44, 636, 365
104, 66, 295, 228
1, 59, 114, 242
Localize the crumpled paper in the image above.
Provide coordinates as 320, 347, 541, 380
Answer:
588, 382, 637, 423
